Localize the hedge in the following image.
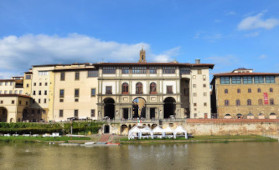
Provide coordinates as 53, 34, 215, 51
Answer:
0, 122, 103, 135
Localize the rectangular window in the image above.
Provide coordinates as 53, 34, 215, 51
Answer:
60, 89, 64, 98
103, 67, 116, 74
9, 90, 12, 94
220, 77, 230, 84
45, 82, 48, 86
254, 76, 264, 84
167, 86, 173, 94
132, 67, 146, 74
19, 90, 22, 94
197, 69, 202, 74
122, 67, 130, 74
180, 68, 190, 74
33, 91, 36, 95
60, 72, 65, 81
10, 82, 13, 86
11, 100, 15, 104
88, 70, 98, 77
243, 76, 253, 84
106, 86, 112, 94
149, 67, 157, 74
75, 89, 79, 97
44, 90, 47, 95
25, 75, 31, 79
265, 76, 275, 83
231, 76, 241, 84
0, 90, 2, 94
74, 110, 78, 117
91, 88, 96, 97
75, 72, 80, 80
91, 109, 95, 117
163, 67, 175, 74
38, 71, 48, 76
39, 82, 42, 86
38, 90, 41, 95
34, 83, 36, 86
44, 99, 47, 103
59, 110, 63, 117
38, 99, 41, 103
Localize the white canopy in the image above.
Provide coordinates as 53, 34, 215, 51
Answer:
128, 126, 141, 140
152, 126, 164, 134
173, 126, 188, 139
163, 127, 174, 134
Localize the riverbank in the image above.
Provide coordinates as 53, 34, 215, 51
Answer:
0, 136, 91, 143
117, 135, 278, 144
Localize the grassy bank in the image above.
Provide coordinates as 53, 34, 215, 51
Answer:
0, 136, 91, 143
119, 135, 278, 144
0, 122, 103, 135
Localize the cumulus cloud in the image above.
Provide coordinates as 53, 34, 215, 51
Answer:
152, 47, 180, 63
238, 12, 279, 30
0, 34, 179, 78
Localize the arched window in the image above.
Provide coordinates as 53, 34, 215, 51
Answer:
237, 89, 241, 93
225, 100, 229, 106
236, 113, 242, 119
136, 82, 143, 94
270, 98, 274, 105
236, 99, 240, 106
258, 99, 263, 105
224, 89, 228, 94
270, 88, 273, 92
150, 82, 157, 94
122, 83, 129, 94
247, 99, 252, 105
257, 88, 261, 93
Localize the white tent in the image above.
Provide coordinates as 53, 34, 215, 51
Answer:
140, 126, 153, 139
152, 126, 165, 139
163, 127, 174, 138
128, 126, 141, 140
173, 126, 188, 139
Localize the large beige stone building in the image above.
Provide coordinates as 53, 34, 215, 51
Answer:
211, 68, 279, 119
0, 49, 214, 123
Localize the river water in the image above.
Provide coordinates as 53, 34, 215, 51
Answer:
0, 142, 278, 170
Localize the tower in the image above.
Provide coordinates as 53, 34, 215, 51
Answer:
139, 48, 146, 63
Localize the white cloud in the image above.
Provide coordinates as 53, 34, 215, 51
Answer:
245, 31, 260, 37
152, 47, 180, 63
238, 12, 279, 30
0, 34, 179, 77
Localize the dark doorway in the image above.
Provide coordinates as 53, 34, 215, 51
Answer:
0, 107, 8, 122
123, 108, 129, 119
150, 108, 155, 119
132, 97, 146, 118
104, 125, 110, 134
164, 97, 176, 119
104, 98, 115, 119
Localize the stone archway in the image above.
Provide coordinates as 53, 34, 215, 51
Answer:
132, 97, 146, 118
104, 98, 115, 119
0, 107, 8, 122
164, 97, 176, 119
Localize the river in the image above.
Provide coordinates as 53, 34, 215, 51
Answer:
0, 142, 278, 170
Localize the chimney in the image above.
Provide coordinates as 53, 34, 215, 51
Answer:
195, 59, 200, 64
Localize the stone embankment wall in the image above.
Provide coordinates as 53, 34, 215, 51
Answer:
185, 119, 279, 136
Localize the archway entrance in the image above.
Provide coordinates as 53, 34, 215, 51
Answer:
104, 98, 115, 119
164, 97, 176, 119
0, 107, 8, 122
104, 125, 110, 133
132, 97, 146, 118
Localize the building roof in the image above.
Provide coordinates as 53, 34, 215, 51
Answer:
32, 63, 92, 67
94, 62, 214, 68
210, 71, 279, 85
0, 79, 15, 82
0, 94, 32, 98
213, 72, 279, 76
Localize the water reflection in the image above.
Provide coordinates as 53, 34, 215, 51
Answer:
0, 143, 278, 170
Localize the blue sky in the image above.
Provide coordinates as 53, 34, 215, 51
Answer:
0, 0, 279, 78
